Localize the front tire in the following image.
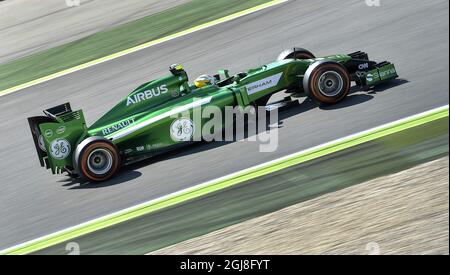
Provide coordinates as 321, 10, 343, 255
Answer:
303, 60, 350, 105
278, 48, 316, 95
77, 139, 121, 182
277, 47, 315, 61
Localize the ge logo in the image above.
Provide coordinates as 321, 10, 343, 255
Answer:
66, 242, 80, 255
65, 0, 81, 7
366, 73, 375, 82
365, 0, 381, 7
50, 139, 71, 160
170, 118, 195, 142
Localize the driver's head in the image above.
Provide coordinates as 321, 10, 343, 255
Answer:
194, 75, 216, 88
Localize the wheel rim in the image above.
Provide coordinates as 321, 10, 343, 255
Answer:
87, 148, 113, 175
318, 71, 344, 97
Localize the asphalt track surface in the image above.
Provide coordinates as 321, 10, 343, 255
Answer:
34, 118, 450, 255
0, 0, 448, 249
0, 0, 189, 63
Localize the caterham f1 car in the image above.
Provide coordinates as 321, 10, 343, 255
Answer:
28, 48, 398, 182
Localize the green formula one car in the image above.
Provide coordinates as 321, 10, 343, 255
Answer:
28, 48, 398, 182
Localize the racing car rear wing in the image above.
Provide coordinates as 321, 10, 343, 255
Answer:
44, 102, 72, 117
28, 103, 87, 174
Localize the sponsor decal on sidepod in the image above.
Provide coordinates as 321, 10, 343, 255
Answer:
170, 117, 195, 142
102, 119, 135, 135
245, 73, 283, 95
126, 85, 169, 106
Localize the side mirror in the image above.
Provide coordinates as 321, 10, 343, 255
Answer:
218, 69, 230, 79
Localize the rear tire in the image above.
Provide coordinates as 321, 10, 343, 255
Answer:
77, 140, 121, 182
303, 60, 350, 105
277, 48, 315, 61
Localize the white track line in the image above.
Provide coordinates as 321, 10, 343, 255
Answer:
0, 0, 289, 98
1, 104, 448, 254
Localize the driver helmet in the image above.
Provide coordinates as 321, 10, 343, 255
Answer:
194, 74, 216, 88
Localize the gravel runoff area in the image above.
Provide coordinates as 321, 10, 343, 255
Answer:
152, 157, 449, 255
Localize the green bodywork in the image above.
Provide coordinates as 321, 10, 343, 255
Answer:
35, 53, 398, 174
